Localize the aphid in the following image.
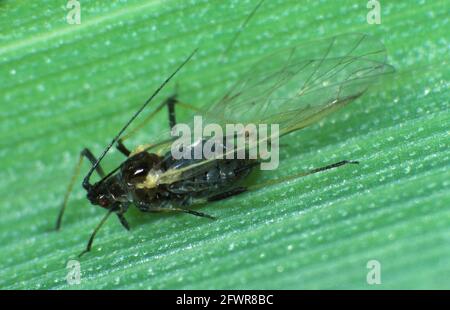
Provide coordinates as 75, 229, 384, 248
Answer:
56, 33, 393, 256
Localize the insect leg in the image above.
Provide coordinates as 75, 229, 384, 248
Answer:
207, 187, 248, 202
205, 161, 358, 205
308, 160, 359, 174
80, 148, 106, 177
140, 205, 216, 220
116, 213, 130, 231
166, 94, 178, 129
116, 139, 131, 157
114, 95, 180, 155
79, 209, 114, 257
55, 148, 106, 230
248, 160, 359, 191
118, 94, 179, 146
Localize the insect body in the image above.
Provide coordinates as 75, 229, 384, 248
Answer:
56, 33, 393, 256
89, 141, 254, 221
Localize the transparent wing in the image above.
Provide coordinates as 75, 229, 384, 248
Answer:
205, 33, 394, 135
136, 33, 394, 184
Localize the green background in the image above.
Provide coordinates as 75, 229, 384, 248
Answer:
0, 0, 448, 289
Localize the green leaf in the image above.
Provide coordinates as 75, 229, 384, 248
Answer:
0, 0, 448, 289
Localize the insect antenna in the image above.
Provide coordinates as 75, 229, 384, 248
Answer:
82, 49, 198, 190
220, 0, 265, 61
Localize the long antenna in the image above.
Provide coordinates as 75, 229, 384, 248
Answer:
82, 49, 198, 190
220, 0, 265, 61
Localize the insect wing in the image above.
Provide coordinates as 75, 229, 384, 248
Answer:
148, 34, 394, 184
206, 33, 394, 135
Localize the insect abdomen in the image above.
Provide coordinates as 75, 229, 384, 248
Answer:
170, 158, 254, 196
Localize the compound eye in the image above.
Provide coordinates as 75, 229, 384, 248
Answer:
98, 195, 109, 207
